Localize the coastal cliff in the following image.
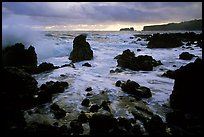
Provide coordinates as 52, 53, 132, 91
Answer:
143, 19, 202, 31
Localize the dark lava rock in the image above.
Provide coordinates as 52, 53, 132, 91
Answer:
89, 113, 117, 135
50, 103, 66, 119
61, 62, 75, 68
170, 58, 202, 115
69, 34, 93, 63
116, 49, 162, 71
137, 38, 142, 41
100, 101, 111, 112
2, 67, 38, 109
145, 115, 167, 135
162, 70, 176, 79
78, 112, 89, 123
179, 52, 195, 60
147, 33, 183, 48
167, 58, 202, 135
21, 62, 59, 74
2, 67, 38, 135
86, 93, 93, 96
118, 117, 132, 131
115, 80, 122, 87
85, 87, 92, 92
166, 110, 186, 127
38, 62, 59, 73
110, 68, 123, 73
40, 81, 69, 94
135, 86, 152, 98
81, 98, 90, 107
70, 120, 84, 135
137, 49, 142, 51
2, 43, 37, 67
166, 110, 202, 135
90, 104, 100, 112
121, 80, 152, 98
82, 62, 92, 67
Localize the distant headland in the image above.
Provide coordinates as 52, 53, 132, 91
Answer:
143, 19, 202, 31
120, 27, 134, 31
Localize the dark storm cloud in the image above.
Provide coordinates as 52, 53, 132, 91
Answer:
2, 2, 202, 27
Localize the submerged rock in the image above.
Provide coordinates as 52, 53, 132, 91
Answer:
82, 62, 92, 67
85, 87, 92, 92
116, 49, 162, 71
121, 80, 152, 98
69, 34, 93, 63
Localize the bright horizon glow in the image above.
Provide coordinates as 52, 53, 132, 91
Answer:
36, 21, 181, 31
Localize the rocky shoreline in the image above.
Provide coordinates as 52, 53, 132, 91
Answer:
2, 32, 202, 135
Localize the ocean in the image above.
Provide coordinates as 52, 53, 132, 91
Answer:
24, 30, 202, 132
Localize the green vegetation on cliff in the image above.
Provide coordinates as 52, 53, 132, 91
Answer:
143, 19, 202, 31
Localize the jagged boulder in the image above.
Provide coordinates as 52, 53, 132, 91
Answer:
120, 80, 152, 98
2, 43, 37, 67
179, 52, 195, 60
170, 58, 202, 114
147, 33, 183, 48
167, 58, 202, 135
116, 49, 162, 71
69, 34, 93, 63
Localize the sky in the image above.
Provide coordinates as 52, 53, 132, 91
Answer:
2, 2, 202, 31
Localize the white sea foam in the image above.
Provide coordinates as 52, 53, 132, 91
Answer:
30, 31, 202, 123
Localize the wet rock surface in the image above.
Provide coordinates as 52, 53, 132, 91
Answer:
69, 34, 93, 63
162, 70, 176, 79
179, 52, 195, 60
120, 80, 152, 99
167, 58, 202, 135
116, 49, 162, 71
82, 62, 92, 67
2, 43, 37, 67
50, 103, 67, 119
147, 32, 202, 48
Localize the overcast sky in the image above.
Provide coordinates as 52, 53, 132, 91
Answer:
2, 2, 202, 31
